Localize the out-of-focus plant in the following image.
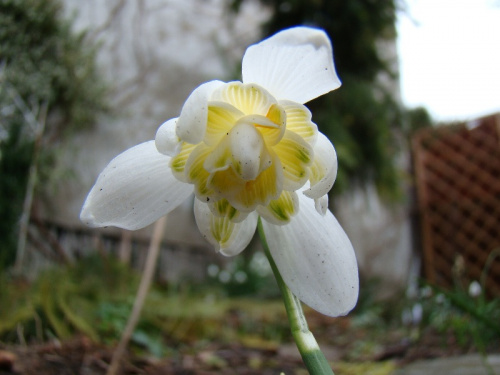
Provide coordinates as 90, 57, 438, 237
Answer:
0, 0, 107, 270
401, 281, 500, 352
0, 254, 290, 353
206, 250, 279, 298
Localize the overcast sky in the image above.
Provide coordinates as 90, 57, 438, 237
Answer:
397, 0, 500, 122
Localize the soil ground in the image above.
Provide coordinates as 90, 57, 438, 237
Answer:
1, 310, 498, 375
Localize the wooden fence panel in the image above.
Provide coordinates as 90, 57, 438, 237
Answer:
412, 115, 500, 297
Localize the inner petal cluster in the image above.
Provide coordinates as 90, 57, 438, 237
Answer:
170, 82, 318, 225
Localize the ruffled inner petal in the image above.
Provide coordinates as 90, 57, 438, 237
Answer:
230, 122, 272, 180
176, 80, 225, 144
208, 166, 246, 200
194, 199, 258, 256
155, 118, 181, 156
169, 141, 197, 182
273, 130, 313, 191
203, 135, 232, 174
256, 103, 286, 146
230, 152, 283, 211
211, 82, 277, 116
280, 100, 318, 145
184, 144, 215, 201
208, 198, 249, 223
204, 102, 244, 146
209, 152, 283, 212
257, 190, 298, 225
303, 132, 338, 199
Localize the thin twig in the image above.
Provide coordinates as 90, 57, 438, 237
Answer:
14, 101, 48, 273
106, 216, 166, 375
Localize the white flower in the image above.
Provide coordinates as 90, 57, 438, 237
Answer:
468, 280, 482, 298
80, 27, 358, 317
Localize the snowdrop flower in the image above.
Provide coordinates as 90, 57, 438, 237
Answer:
468, 280, 482, 298
80, 27, 358, 317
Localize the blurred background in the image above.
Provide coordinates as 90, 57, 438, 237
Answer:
1, 0, 499, 374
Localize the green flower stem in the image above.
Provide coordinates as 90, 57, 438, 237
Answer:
257, 218, 335, 375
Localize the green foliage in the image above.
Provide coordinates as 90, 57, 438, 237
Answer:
231, 0, 407, 199
406, 106, 433, 133
430, 288, 500, 351
0, 0, 106, 130
0, 255, 290, 353
0, 0, 107, 269
400, 283, 500, 353
0, 255, 134, 342
0, 123, 32, 268
206, 251, 280, 298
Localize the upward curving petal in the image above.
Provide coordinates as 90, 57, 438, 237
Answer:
242, 27, 341, 104
261, 193, 359, 317
80, 141, 193, 230
176, 80, 225, 144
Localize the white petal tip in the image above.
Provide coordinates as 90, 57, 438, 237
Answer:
155, 118, 181, 156
314, 195, 329, 215
79, 206, 97, 227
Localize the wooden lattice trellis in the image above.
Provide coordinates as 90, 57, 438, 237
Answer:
412, 114, 500, 297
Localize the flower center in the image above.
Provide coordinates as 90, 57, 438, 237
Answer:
170, 82, 317, 222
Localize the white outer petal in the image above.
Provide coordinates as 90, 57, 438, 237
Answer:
242, 27, 341, 104
176, 80, 225, 144
261, 193, 359, 317
194, 199, 258, 257
304, 132, 338, 199
155, 118, 181, 156
80, 141, 193, 230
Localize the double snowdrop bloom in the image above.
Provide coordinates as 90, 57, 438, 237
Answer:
81, 27, 358, 317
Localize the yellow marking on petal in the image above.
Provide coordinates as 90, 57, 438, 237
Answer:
209, 166, 246, 199
280, 100, 318, 145
208, 153, 283, 212
209, 198, 247, 222
265, 191, 298, 223
185, 144, 215, 200
212, 82, 276, 116
308, 157, 326, 186
213, 199, 237, 218
210, 214, 235, 249
256, 104, 286, 146
273, 130, 313, 190
266, 103, 286, 126
204, 102, 244, 146
230, 153, 283, 211
170, 142, 197, 182
203, 136, 232, 173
